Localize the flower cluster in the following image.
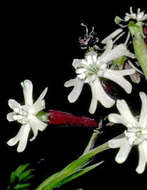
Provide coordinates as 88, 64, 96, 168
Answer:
6, 6, 147, 178
65, 29, 135, 113
115, 7, 147, 27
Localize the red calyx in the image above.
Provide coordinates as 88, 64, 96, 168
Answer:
144, 26, 147, 35
48, 110, 98, 128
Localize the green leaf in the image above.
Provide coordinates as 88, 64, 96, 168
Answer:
10, 171, 16, 184
7, 163, 34, 190
15, 164, 30, 177
18, 169, 34, 182
53, 161, 103, 189
35, 143, 109, 190
14, 183, 31, 190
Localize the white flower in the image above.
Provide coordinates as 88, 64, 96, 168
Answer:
7, 80, 48, 152
64, 42, 135, 114
115, 7, 147, 26
108, 92, 147, 174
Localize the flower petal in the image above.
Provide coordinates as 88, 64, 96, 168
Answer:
17, 125, 31, 152
7, 124, 31, 152
64, 78, 84, 103
89, 82, 98, 114
89, 97, 97, 114
31, 87, 48, 114
91, 78, 115, 108
8, 99, 20, 111
136, 141, 147, 174
103, 69, 134, 94
28, 115, 47, 141
109, 137, 132, 163
101, 44, 135, 64
99, 40, 113, 61
101, 29, 123, 44
116, 99, 137, 127
139, 92, 147, 129
72, 59, 83, 69
108, 113, 129, 127
7, 112, 16, 122
21, 80, 33, 106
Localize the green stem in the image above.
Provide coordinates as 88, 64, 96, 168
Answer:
35, 142, 109, 190
83, 128, 100, 155
128, 21, 147, 79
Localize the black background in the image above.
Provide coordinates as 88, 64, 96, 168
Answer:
1, 1, 147, 189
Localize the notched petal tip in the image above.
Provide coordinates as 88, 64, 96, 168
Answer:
64, 80, 74, 88
115, 154, 126, 164
17, 145, 26, 153
7, 139, 16, 146
8, 99, 20, 110
21, 79, 32, 88
7, 112, 15, 122
108, 113, 118, 123
68, 94, 77, 103
136, 167, 145, 174
139, 91, 147, 100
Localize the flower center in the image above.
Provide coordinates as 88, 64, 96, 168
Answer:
125, 127, 147, 145
87, 63, 100, 76
76, 61, 106, 82
13, 106, 31, 125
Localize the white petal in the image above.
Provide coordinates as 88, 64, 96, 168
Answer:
76, 68, 86, 74
101, 44, 135, 65
116, 100, 137, 127
89, 82, 98, 114
136, 141, 147, 174
7, 124, 31, 152
91, 78, 115, 108
86, 55, 93, 65
21, 80, 33, 106
108, 113, 129, 127
91, 54, 97, 63
64, 78, 84, 103
108, 136, 125, 148
7, 112, 16, 121
103, 69, 134, 94
109, 137, 132, 163
101, 29, 123, 44
31, 87, 48, 114
107, 69, 135, 76
99, 40, 113, 61
29, 115, 47, 141
139, 92, 147, 129
17, 125, 31, 152
64, 79, 76, 87
8, 99, 20, 111
72, 59, 83, 69
89, 97, 97, 114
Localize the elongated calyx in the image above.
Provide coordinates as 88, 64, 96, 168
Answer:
48, 110, 98, 127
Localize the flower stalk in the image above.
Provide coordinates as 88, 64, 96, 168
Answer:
35, 142, 109, 190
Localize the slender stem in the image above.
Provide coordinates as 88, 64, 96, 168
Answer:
83, 128, 100, 155
35, 142, 109, 190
